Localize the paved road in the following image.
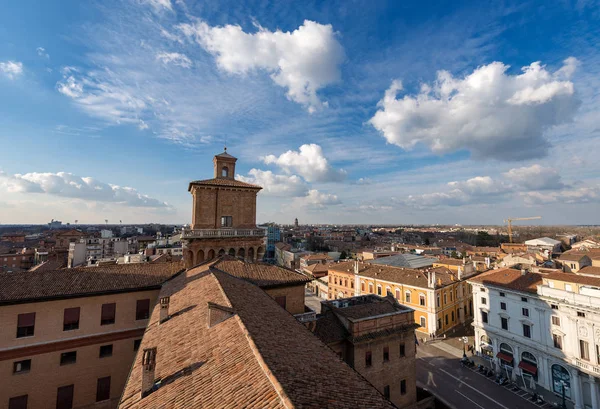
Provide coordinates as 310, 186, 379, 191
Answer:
305, 290, 324, 313
417, 343, 556, 409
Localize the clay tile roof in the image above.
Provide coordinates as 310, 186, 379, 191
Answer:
28, 258, 67, 272
468, 268, 543, 294
313, 311, 349, 344
54, 229, 85, 236
559, 252, 590, 262
578, 266, 600, 276
434, 259, 465, 266
188, 178, 262, 190
215, 150, 236, 159
0, 262, 184, 305
119, 262, 395, 409
547, 271, 600, 286
333, 297, 407, 321
212, 257, 311, 288
303, 254, 333, 260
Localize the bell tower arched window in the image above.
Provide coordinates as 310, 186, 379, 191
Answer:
222, 166, 229, 177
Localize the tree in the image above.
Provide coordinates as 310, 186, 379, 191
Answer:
340, 251, 347, 259
451, 251, 458, 259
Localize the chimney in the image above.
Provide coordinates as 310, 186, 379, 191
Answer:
159, 297, 170, 323
141, 347, 157, 398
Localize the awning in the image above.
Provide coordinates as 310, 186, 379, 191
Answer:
518, 361, 538, 376
497, 352, 514, 363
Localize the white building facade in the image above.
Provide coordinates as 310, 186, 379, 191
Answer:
470, 269, 600, 409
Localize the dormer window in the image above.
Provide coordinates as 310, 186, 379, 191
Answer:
221, 166, 229, 177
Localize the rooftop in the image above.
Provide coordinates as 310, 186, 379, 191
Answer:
468, 268, 543, 294
369, 253, 437, 269
524, 237, 561, 246
119, 261, 396, 409
188, 178, 262, 191
325, 294, 411, 321
0, 262, 184, 305
545, 271, 600, 287
433, 258, 466, 266
212, 257, 311, 288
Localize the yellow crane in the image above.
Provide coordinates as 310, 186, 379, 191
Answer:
503, 216, 542, 243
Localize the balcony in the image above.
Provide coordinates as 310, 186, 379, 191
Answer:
181, 228, 265, 239
574, 358, 600, 375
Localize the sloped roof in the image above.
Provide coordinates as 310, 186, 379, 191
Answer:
369, 253, 437, 269
0, 262, 184, 305
525, 237, 561, 246
215, 150, 237, 160
28, 258, 67, 272
547, 271, 600, 286
559, 252, 591, 262
188, 178, 261, 191
119, 262, 396, 409
212, 257, 311, 288
468, 268, 543, 294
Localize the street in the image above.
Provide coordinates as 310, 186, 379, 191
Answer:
417, 343, 556, 409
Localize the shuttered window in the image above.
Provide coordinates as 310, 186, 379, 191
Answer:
135, 299, 150, 320
96, 377, 111, 402
63, 308, 80, 331
101, 303, 116, 325
17, 313, 35, 338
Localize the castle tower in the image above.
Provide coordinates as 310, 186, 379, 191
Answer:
294, 218, 299, 228
182, 149, 265, 268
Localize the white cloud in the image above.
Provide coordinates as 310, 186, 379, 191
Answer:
503, 164, 566, 190
237, 169, 308, 197
0, 171, 170, 208
262, 144, 346, 182
156, 52, 192, 68
448, 176, 509, 196
0, 61, 23, 79
301, 189, 342, 208
370, 58, 581, 160
36, 47, 49, 59
178, 19, 345, 112
522, 186, 600, 205
142, 0, 172, 11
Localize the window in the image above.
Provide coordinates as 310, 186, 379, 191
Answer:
101, 303, 116, 325
13, 359, 31, 374
134, 339, 142, 352
480, 297, 487, 305
565, 284, 573, 292
395, 289, 400, 299
334, 277, 337, 285
99, 344, 113, 358
383, 346, 389, 362
56, 385, 74, 409
522, 308, 529, 317
437, 318, 441, 329
521, 297, 528, 303
501, 317, 508, 330
400, 343, 406, 357
405, 292, 411, 303
361, 282, 365, 291
16, 313, 35, 338
386, 287, 392, 296
445, 314, 448, 325
580, 340, 590, 361
384, 385, 390, 399
220, 216, 232, 227
481, 311, 488, 324
552, 316, 561, 326
436, 294, 440, 307
553, 334, 563, 350
369, 283, 373, 293
444, 293, 447, 304
552, 365, 571, 399
499, 292, 505, 297
549, 281, 555, 288
351, 281, 355, 289
365, 351, 372, 367
500, 302, 506, 310
60, 351, 77, 366
136, 299, 150, 320
597, 345, 600, 364
377, 285, 382, 296
8, 395, 28, 409
419, 295, 426, 306
551, 304, 559, 310
221, 166, 229, 177
480, 288, 486, 292
578, 311, 586, 318
63, 307, 80, 331
400, 379, 407, 395
523, 324, 531, 339
451, 311, 455, 322
344, 279, 348, 287
96, 376, 111, 402
450, 291, 453, 301
420, 316, 426, 328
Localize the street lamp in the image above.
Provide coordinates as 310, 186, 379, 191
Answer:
461, 336, 468, 358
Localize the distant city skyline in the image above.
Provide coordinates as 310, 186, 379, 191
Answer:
1, 0, 599, 225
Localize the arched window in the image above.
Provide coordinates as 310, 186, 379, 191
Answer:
480, 335, 493, 358
552, 365, 571, 398
369, 283, 374, 293
386, 286, 392, 296
395, 289, 400, 299
361, 281, 365, 291
222, 166, 229, 177
377, 285, 382, 296
520, 351, 538, 380
499, 343, 514, 366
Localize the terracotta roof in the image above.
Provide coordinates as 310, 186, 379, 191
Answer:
578, 266, 600, 276
434, 259, 466, 266
302, 254, 333, 260
332, 296, 409, 320
150, 254, 183, 263
0, 262, 184, 305
329, 261, 462, 289
468, 268, 543, 294
28, 258, 67, 272
313, 310, 349, 344
559, 252, 591, 262
546, 271, 600, 286
188, 178, 262, 190
215, 150, 236, 159
212, 257, 311, 288
119, 262, 396, 409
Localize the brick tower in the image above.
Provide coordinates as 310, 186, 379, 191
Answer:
182, 149, 265, 268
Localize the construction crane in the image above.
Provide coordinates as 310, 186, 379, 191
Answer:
503, 216, 542, 243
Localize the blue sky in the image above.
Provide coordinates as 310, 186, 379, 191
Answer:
0, 0, 599, 225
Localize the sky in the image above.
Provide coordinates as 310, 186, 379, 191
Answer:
0, 0, 599, 226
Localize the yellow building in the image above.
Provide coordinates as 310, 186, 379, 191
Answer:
328, 261, 478, 336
